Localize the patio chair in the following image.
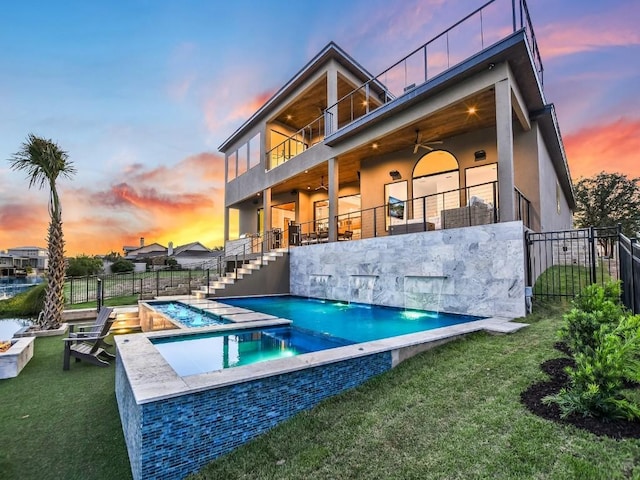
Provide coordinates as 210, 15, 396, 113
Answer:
63, 307, 115, 370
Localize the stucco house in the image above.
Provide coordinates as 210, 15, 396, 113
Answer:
215, 1, 574, 319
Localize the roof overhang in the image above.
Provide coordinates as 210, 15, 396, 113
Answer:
218, 42, 384, 152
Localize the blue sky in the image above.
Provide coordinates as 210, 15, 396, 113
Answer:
1, 0, 639, 254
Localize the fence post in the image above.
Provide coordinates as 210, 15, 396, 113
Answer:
86, 275, 89, 304
589, 226, 597, 284
156, 270, 160, 297
631, 238, 637, 315
207, 269, 210, 295
96, 278, 102, 312
70, 277, 74, 305
373, 206, 377, 237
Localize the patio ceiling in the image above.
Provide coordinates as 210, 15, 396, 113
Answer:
270, 88, 497, 197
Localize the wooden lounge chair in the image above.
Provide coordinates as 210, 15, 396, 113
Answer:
63, 307, 115, 370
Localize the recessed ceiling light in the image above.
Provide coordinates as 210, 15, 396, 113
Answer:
372, 143, 378, 149
286, 114, 292, 120
304, 170, 308, 173
467, 106, 477, 115
307, 185, 311, 190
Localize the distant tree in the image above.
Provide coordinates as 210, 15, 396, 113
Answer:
66, 255, 103, 276
104, 250, 122, 262
110, 258, 135, 273
573, 172, 640, 255
165, 258, 179, 269
9, 134, 76, 330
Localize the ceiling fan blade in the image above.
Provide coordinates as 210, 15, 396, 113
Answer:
413, 144, 419, 154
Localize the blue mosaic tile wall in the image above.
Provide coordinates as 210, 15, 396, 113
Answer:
115, 354, 143, 478
117, 351, 392, 480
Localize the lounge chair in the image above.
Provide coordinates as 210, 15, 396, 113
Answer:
63, 307, 115, 370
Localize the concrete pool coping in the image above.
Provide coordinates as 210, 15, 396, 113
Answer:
116, 301, 527, 405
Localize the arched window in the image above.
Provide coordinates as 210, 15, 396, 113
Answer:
412, 151, 460, 225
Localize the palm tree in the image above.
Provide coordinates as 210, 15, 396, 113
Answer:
9, 134, 76, 329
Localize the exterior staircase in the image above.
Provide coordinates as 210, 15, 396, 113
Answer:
192, 249, 289, 299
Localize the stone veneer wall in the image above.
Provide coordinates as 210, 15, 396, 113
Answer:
290, 221, 526, 318
116, 350, 392, 480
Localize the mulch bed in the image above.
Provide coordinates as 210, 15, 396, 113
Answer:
520, 344, 640, 439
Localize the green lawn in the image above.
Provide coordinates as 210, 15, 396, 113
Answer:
2, 303, 639, 480
65, 295, 140, 310
533, 263, 613, 300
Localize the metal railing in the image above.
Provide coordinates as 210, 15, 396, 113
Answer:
526, 226, 621, 301
266, 114, 327, 170
619, 232, 640, 314
264, 0, 543, 169
515, 187, 532, 228
287, 181, 502, 245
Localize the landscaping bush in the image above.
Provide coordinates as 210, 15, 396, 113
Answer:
110, 258, 134, 273
559, 282, 625, 355
0, 283, 46, 317
545, 281, 640, 420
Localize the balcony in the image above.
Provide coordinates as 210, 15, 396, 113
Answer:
265, 0, 543, 169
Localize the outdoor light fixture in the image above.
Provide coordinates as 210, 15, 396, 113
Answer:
474, 150, 486, 161
389, 170, 401, 180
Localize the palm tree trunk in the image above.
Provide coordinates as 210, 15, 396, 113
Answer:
41, 217, 65, 329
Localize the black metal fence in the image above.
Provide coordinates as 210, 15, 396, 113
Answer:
619, 233, 640, 314
526, 226, 620, 301
65, 269, 211, 305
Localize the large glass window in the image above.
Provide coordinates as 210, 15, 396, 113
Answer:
249, 133, 261, 169
412, 151, 460, 228
385, 181, 407, 228
237, 144, 248, 176
226, 152, 237, 181
465, 163, 497, 205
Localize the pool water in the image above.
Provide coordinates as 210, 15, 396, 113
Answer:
150, 302, 226, 328
152, 326, 353, 376
219, 296, 483, 343
0, 319, 32, 340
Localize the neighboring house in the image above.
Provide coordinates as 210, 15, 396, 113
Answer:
122, 240, 221, 269
124, 243, 168, 261
215, 1, 574, 320
6, 246, 48, 271
168, 242, 222, 268
220, 5, 573, 245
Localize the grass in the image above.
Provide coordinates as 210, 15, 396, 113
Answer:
2, 303, 640, 479
0, 334, 132, 479
65, 295, 140, 310
533, 263, 613, 299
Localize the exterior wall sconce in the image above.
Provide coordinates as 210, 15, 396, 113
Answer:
474, 150, 486, 161
389, 170, 401, 180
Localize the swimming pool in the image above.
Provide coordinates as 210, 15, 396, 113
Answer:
148, 301, 226, 328
0, 319, 32, 340
152, 326, 354, 376
219, 296, 483, 343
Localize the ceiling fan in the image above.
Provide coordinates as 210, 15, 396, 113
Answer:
315, 175, 328, 191
413, 129, 443, 154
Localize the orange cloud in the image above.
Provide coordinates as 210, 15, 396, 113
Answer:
565, 117, 640, 180
0, 202, 49, 249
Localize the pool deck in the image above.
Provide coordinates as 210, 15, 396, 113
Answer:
117, 296, 528, 405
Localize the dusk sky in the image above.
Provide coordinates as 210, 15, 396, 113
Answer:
1, 0, 639, 256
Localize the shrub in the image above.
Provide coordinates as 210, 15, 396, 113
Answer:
545, 318, 640, 420
559, 282, 625, 355
110, 258, 134, 273
0, 283, 47, 317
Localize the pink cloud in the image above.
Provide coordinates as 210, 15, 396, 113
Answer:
538, 7, 640, 59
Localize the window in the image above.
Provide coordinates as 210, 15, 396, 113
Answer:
237, 144, 248, 176
227, 152, 237, 181
465, 163, 497, 205
384, 181, 407, 228
249, 133, 261, 169
412, 151, 460, 226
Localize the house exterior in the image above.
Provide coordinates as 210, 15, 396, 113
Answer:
215, 0, 574, 319
220, 1, 573, 249
5, 246, 48, 272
